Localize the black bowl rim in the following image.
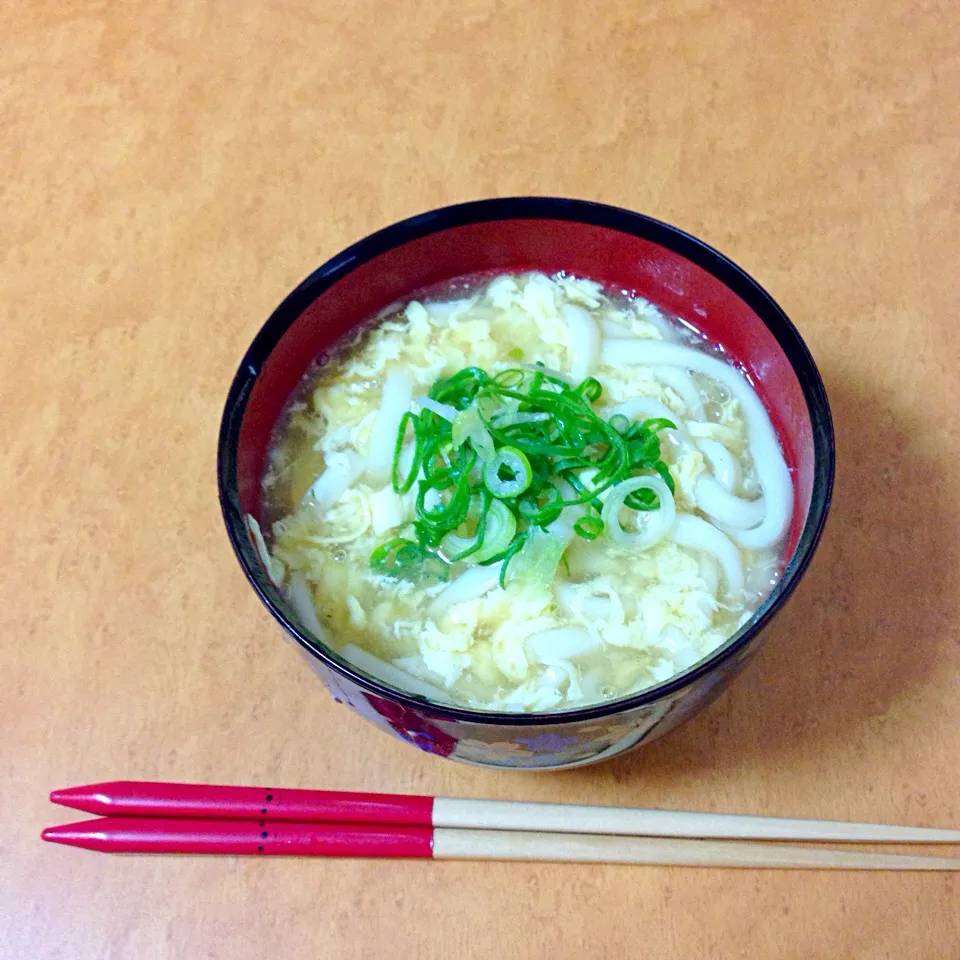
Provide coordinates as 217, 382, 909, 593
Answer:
217, 196, 835, 727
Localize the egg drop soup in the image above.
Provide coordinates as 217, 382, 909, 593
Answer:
250, 272, 792, 712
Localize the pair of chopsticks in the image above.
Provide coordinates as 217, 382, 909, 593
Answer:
43, 781, 960, 870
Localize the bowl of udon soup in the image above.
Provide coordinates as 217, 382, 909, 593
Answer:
219, 197, 833, 769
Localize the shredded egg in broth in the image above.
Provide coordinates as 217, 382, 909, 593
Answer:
255, 272, 792, 712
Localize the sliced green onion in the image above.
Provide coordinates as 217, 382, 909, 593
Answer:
371, 537, 423, 575
575, 377, 603, 403
503, 525, 567, 593
490, 411, 552, 428
493, 368, 525, 389
441, 495, 517, 564
439, 492, 491, 562
573, 515, 604, 540
370, 536, 413, 569
391, 412, 422, 493
451, 403, 496, 462
601, 475, 677, 551
415, 466, 472, 531
624, 487, 659, 511
517, 484, 563, 524
654, 460, 676, 493
483, 446, 532, 498
640, 416, 677, 433
497, 531, 529, 588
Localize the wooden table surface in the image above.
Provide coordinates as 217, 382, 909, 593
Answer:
4, 1, 959, 957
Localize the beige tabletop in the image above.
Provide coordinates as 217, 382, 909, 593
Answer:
4, 1, 959, 957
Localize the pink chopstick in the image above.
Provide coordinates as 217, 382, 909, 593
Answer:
39, 817, 960, 870
48, 780, 960, 843
43, 818, 432, 857
49, 781, 432, 825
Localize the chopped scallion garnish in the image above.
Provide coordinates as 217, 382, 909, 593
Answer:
371, 365, 675, 581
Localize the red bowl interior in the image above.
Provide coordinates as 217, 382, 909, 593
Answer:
236, 218, 813, 560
